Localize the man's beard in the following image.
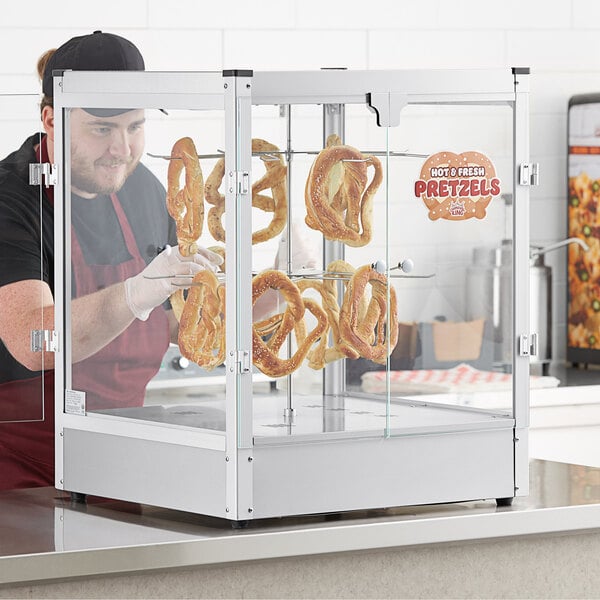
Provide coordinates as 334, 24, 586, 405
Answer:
70, 156, 138, 196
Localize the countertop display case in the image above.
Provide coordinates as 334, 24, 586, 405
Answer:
51, 68, 532, 522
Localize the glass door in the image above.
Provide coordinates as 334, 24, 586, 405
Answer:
0, 93, 49, 424
61, 96, 230, 435
383, 102, 515, 432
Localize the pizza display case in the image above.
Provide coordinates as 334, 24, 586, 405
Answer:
52, 68, 532, 521
567, 94, 600, 365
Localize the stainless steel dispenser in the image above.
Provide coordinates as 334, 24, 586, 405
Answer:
468, 238, 588, 374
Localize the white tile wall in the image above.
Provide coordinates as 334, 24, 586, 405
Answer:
1, 0, 147, 29
437, 0, 571, 29
296, 0, 438, 29
369, 30, 507, 69
223, 30, 368, 70
148, 0, 296, 29
2, 0, 600, 360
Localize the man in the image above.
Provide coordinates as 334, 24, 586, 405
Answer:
0, 31, 221, 490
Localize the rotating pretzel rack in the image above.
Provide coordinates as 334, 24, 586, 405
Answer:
149, 144, 435, 286
144, 260, 436, 286
147, 149, 429, 161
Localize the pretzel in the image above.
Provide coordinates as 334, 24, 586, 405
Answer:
296, 279, 332, 369
338, 264, 399, 364
204, 139, 288, 245
305, 135, 382, 247
297, 260, 365, 369
254, 313, 285, 337
167, 137, 204, 256
207, 246, 226, 273
252, 270, 327, 378
169, 246, 224, 323
170, 289, 186, 323
204, 158, 226, 241
166, 137, 204, 322
178, 270, 226, 370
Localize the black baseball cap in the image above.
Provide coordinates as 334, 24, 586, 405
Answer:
43, 30, 145, 117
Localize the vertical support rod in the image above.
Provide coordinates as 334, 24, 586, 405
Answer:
53, 75, 67, 490
322, 104, 347, 433
223, 71, 254, 519
323, 103, 346, 397
284, 104, 294, 422
512, 68, 531, 498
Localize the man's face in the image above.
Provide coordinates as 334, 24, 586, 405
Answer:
69, 108, 145, 198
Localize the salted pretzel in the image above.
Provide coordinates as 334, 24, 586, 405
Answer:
305, 135, 382, 247
178, 270, 226, 371
169, 248, 224, 323
296, 279, 333, 369
167, 137, 204, 256
166, 137, 205, 321
204, 139, 288, 245
252, 270, 327, 378
253, 312, 286, 337
169, 289, 186, 323
207, 245, 226, 273
297, 260, 366, 369
338, 264, 399, 364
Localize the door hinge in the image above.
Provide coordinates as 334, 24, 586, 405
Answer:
235, 350, 251, 373
519, 333, 538, 357
29, 163, 57, 187
519, 163, 539, 186
31, 329, 59, 353
227, 171, 250, 195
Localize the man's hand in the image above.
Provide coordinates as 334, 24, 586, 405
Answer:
125, 244, 223, 321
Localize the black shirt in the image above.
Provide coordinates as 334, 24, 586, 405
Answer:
0, 133, 176, 383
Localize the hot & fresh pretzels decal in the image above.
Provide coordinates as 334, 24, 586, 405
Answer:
414, 151, 500, 221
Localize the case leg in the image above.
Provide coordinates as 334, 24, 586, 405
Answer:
496, 497, 514, 507
70, 492, 87, 504
231, 519, 249, 529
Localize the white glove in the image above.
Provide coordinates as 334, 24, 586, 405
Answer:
124, 244, 223, 321
274, 222, 319, 272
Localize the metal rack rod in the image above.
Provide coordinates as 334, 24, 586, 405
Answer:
284, 104, 294, 424
147, 149, 429, 161
146, 271, 435, 285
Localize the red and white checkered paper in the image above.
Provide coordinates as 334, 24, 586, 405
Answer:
361, 363, 560, 394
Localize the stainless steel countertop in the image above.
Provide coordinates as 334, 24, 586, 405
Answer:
1, 459, 600, 586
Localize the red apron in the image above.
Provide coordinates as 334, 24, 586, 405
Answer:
0, 178, 169, 490
70, 193, 170, 410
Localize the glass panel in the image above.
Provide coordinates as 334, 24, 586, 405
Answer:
65, 105, 229, 432
381, 103, 515, 430
249, 102, 394, 439
0, 94, 47, 425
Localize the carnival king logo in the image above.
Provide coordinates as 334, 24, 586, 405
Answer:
414, 151, 501, 221
448, 199, 466, 217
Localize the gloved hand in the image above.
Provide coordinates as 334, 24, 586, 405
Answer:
124, 244, 223, 321
274, 222, 320, 272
